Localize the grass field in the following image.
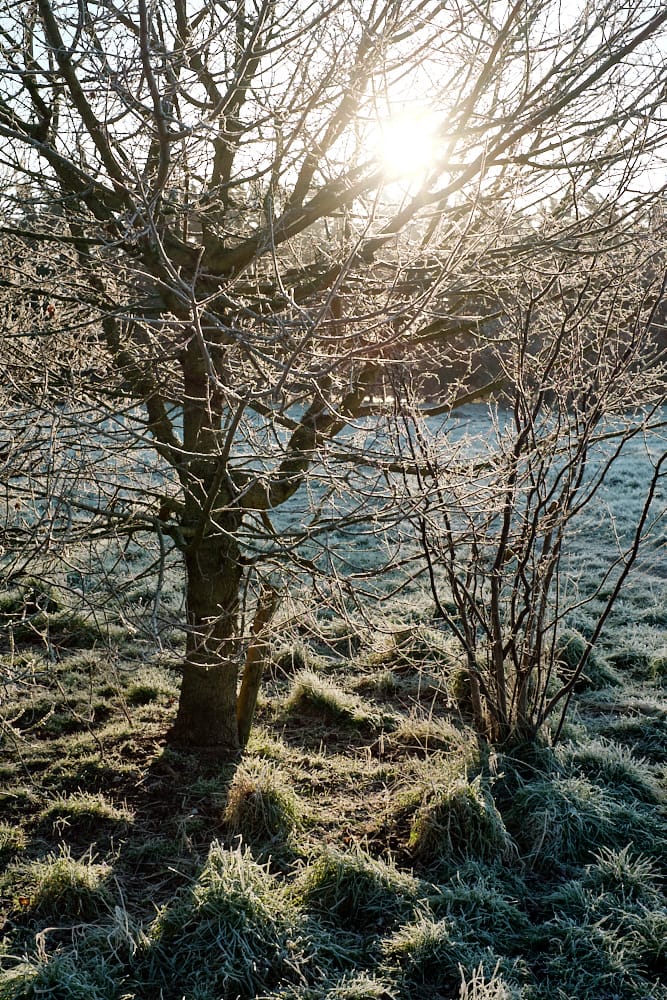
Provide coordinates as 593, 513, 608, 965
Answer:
0, 565, 665, 1000
0, 408, 665, 999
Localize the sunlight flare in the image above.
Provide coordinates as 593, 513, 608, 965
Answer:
374, 111, 440, 183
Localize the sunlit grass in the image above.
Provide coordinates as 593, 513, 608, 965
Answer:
38, 791, 133, 834
285, 669, 384, 729
2, 845, 111, 921
0, 822, 27, 866
0, 503, 666, 1000
408, 775, 515, 866
222, 760, 302, 850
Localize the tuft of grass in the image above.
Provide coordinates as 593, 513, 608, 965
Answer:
555, 628, 590, 672
387, 624, 455, 667
295, 846, 420, 930
650, 648, 667, 681
244, 727, 292, 760
320, 972, 396, 999
6, 610, 105, 651
527, 915, 643, 1000
449, 665, 476, 715
381, 913, 466, 993
390, 716, 463, 755
555, 629, 619, 690
318, 617, 365, 658
506, 775, 666, 871
38, 791, 133, 834
595, 713, 667, 763
585, 844, 663, 905
222, 760, 301, 848
1, 945, 122, 1000
125, 664, 178, 705
141, 843, 313, 998
382, 913, 516, 997
543, 846, 667, 979
507, 777, 612, 870
558, 737, 664, 803
0, 578, 60, 617
624, 908, 667, 977
44, 752, 137, 794
266, 973, 395, 1000
9, 695, 55, 734
122, 836, 182, 865
353, 668, 400, 697
0, 822, 26, 866
0, 961, 38, 1000
286, 670, 381, 729
607, 647, 651, 676
3, 845, 111, 921
271, 642, 322, 678
408, 776, 514, 866
425, 862, 530, 948
458, 960, 524, 1000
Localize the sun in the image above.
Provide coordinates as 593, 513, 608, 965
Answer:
374, 111, 439, 184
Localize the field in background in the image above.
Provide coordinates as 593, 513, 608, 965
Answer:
0, 407, 665, 999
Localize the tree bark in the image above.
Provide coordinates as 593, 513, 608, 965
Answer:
170, 532, 243, 751
237, 586, 279, 747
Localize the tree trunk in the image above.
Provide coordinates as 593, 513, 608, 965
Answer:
237, 586, 279, 747
171, 532, 243, 751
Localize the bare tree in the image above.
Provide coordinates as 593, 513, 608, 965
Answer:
389, 232, 667, 746
0, 0, 665, 751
